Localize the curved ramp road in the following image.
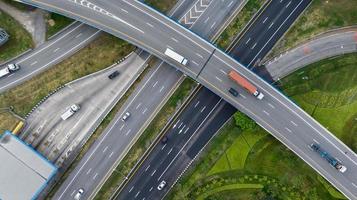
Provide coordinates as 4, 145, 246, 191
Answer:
20, 0, 357, 198
266, 28, 357, 80
0, 21, 100, 93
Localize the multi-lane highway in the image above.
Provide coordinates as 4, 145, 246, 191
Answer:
116, 0, 314, 199
0, 21, 100, 93
50, 1, 244, 199
21, 0, 357, 199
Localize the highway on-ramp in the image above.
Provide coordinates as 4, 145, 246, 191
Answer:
0, 21, 100, 93
21, 0, 357, 198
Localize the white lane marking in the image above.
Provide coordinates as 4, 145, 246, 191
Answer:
215, 76, 223, 82
195, 53, 204, 58
109, 151, 114, 158
184, 127, 189, 134
146, 22, 154, 27
161, 144, 167, 150
93, 173, 98, 180
290, 121, 298, 126
71, 190, 76, 196
129, 186, 134, 193
313, 139, 319, 144
204, 17, 210, 23
149, 187, 153, 192
268, 22, 274, 29
167, 148, 173, 155
75, 33, 82, 38
159, 86, 165, 93
142, 108, 148, 114
135, 191, 140, 198
103, 146, 108, 153
178, 122, 183, 129
194, 101, 200, 108
135, 102, 142, 110
191, 60, 199, 66
151, 170, 156, 176
171, 37, 178, 43
172, 119, 180, 129
200, 106, 206, 113
145, 165, 150, 172
262, 17, 268, 24
268, 103, 275, 109
86, 168, 92, 175
251, 43, 257, 49
121, 8, 128, 13
263, 110, 270, 116
152, 81, 158, 87
245, 37, 251, 44
53, 47, 60, 52
228, 1, 233, 7
125, 129, 132, 136
285, 127, 292, 133
219, 69, 227, 75
352, 183, 357, 188
239, 94, 246, 99
286, 1, 292, 8
30, 61, 38, 66
179, 125, 186, 134
120, 124, 125, 131
210, 22, 216, 29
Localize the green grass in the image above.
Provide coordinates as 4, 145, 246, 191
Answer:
216, 0, 265, 50
144, 0, 178, 14
0, 9, 33, 62
168, 53, 357, 199
46, 13, 73, 38
196, 183, 264, 200
268, 0, 357, 59
94, 77, 196, 200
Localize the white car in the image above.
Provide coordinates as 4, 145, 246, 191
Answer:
157, 180, 167, 190
74, 188, 84, 200
122, 112, 131, 121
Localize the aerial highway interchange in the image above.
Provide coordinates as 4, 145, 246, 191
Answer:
1, 0, 357, 199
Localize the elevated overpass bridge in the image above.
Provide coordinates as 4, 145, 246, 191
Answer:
18, 0, 357, 199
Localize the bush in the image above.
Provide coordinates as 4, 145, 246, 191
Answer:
233, 112, 257, 131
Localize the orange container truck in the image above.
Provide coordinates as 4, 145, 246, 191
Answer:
228, 70, 264, 100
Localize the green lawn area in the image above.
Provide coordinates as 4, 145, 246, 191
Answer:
168, 53, 357, 200
144, 0, 178, 14
46, 13, 73, 38
0, 9, 33, 62
268, 0, 357, 59
216, 0, 266, 50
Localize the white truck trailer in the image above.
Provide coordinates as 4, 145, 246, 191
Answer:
164, 48, 188, 66
0, 63, 20, 78
61, 104, 80, 120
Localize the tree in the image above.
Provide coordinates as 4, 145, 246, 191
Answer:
233, 112, 257, 131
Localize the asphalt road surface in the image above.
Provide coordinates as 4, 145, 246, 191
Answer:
0, 21, 100, 93
50, 0, 244, 199
265, 28, 357, 80
21, 0, 357, 198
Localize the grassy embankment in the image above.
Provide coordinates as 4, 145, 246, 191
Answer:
216, 0, 265, 50
268, 0, 357, 60
167, 53, 357, 200
46, 13, 73, 39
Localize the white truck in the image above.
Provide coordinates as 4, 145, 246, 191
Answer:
61, 104, 80, 120
164, 48, 188, 66
0, 63, 20, 78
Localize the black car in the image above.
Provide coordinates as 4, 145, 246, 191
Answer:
108, 70, 120, 79
228, 88, 239, 97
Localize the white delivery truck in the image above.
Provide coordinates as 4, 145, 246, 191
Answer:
0, 63, 20, 78
61, 104, 80, 120
164, 48, 188, 66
